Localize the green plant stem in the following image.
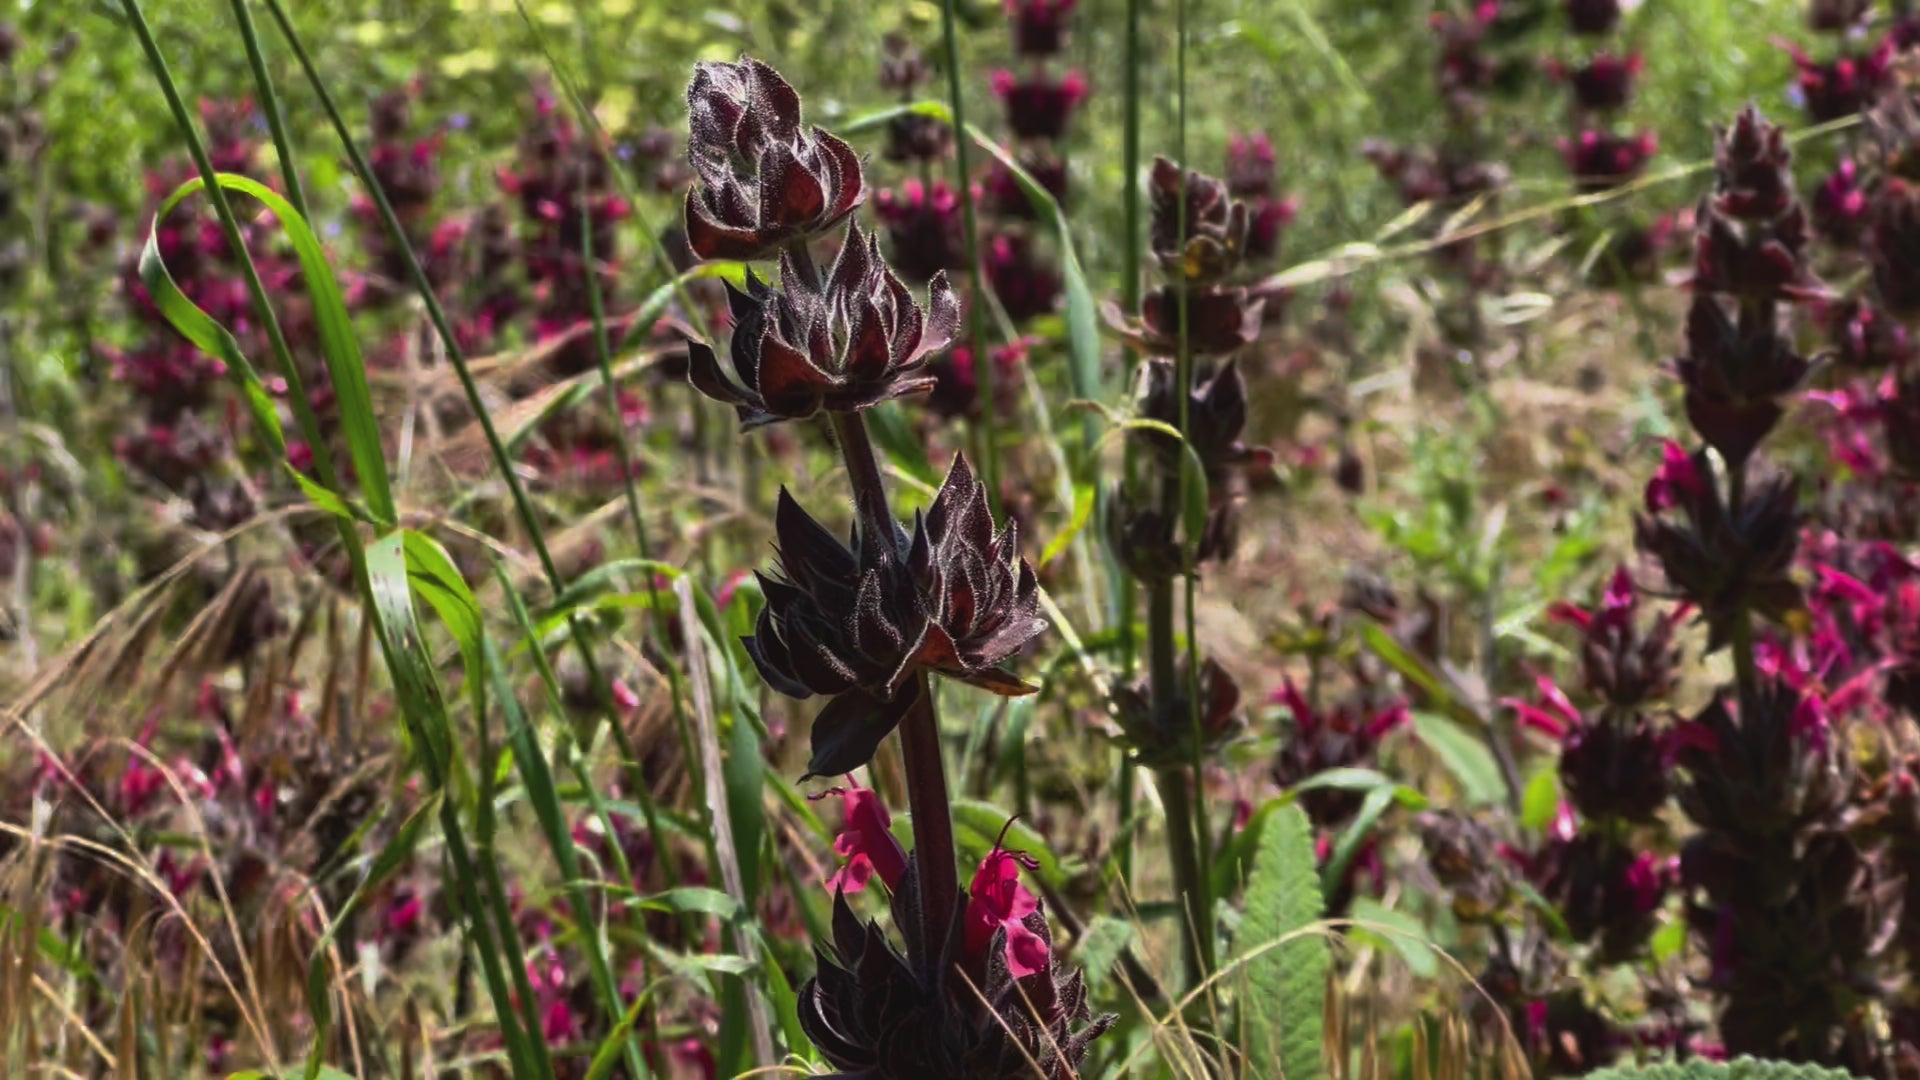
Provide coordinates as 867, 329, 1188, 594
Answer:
1113, 0, 1146, 892
1146, 576, 1213, 991
937, 0, 998, 513
1153, 761, 1212, 992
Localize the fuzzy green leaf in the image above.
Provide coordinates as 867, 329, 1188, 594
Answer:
1409, 710, 1506, 807
1236, 802, 1327, 1080
1580, 1057, 1865, 1080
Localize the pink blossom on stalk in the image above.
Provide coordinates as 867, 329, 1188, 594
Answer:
963, 829, 1050, 978
1559, 129, 1657, 193
817, 782, 908, 895
990, 70, 1088, 141
1811, 159, 1870, 246
1503, 673, 1583, 740
1780, 36, 1895, 122
1643, 439, 1706, 512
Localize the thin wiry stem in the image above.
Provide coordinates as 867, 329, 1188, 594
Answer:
939, 0, 1000, 512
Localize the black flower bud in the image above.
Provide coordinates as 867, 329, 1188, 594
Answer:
800, 859, 1114, 1077
1149, 157, 1249, 286
684, 58, 867, 261
1634, 450, 1804, 650
687, 222, 958, 427
1111, 656, 1243, 767
748, 456, 1047, 778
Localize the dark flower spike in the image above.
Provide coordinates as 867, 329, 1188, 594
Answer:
1008, 0, 1077, 57
1149, 156, 1250, 285
1889, 367, 1920, 479
1634, 447, 1805, 650
686, 221, 959, 427
903, 454, 1050, 698
683, 57, 867, 261
1112, 655, 1244, 768
1566, 0, 1621, 35
798, 855, 1114, 1078
1132, 358, 1270, 481
751, 459, 1045, 779
1872, 179, 1920, 317
1560, 52, 1643, 113
1107, 481, 1240, 582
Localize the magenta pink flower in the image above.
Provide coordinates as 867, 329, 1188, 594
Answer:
963, 834, 1050, 978
1643, 439, 1706, 512
819, 783, 908, 895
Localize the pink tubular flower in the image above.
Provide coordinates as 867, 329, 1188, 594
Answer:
1643, 439, 1706, 512
963, 829, 1051, 978
818, 782, 908, 895
1503, 673, 1583, 740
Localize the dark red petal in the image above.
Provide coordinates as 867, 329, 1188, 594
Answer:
776, 487, 858, 584
686, 188, 769, 262
760, 141, 827, 230
745, 609, 812, 699
828, 220, 874, 298
917, 272, 961, 358
756, 334, 835, 417
803, 685, 919, 780
844, 296, 894, 382
744, 58, 804, 143
815, 130, 868, 217
956, 666, 1042, 697
684, 338, 756, 408
784, 622, 862, 696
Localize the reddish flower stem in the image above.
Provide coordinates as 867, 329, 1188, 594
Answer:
828, 394, 959, 969
830, 409, 899, 558
899, 669, 961, 954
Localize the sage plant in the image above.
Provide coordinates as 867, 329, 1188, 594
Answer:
678, 57, 1111, 1073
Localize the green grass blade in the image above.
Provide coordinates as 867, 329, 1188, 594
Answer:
196, 173, 395, 524
136, 185, 286, 460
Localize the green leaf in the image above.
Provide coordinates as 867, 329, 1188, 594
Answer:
1650, 917, 1686, 963
1521, 763, 1563, 832
866, 401, 940, 488
1282, 767, 1425, 807
1071, 915, 1136, 996
724, 704, 766, 907
1346, 897, 1437, 979
949, 799, 1074, 889
138, 183, 287, 460
152, 174, 395, 525
1408, 711, 1506, 807
1236, 803, 1327, 1080
628, 886, 741, 919
1039, 476, 1095, 567
403, 530, 484, 681
1579, 1057, 1866, 1080
1319, 782, 1397, 898
754, 928, 811, 1061
286, 468, 373, 524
